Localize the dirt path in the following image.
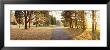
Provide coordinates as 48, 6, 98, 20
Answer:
51, 28, 72, 40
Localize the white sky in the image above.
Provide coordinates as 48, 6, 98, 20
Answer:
49, 11, 63, 20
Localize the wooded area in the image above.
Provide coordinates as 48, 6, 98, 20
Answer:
11, 10, 56, 29
10, 10, 100, 40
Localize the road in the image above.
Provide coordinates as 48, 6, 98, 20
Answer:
51, 27, 72, 40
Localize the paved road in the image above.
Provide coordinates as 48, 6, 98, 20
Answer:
51, 27, 72, 40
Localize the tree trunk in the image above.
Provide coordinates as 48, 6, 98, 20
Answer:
92, 10, 96, 40
75, 11, 77, 29
19, 18, 20, 28
69, 19, 72, 28
24, 11, 27, 29
29, 11, 31, 28
82, 11, 85, 30
36, 18, 37, 27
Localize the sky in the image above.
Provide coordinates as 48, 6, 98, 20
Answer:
49, 11, 63, 20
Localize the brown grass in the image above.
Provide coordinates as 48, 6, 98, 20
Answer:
10, 28, 54, 40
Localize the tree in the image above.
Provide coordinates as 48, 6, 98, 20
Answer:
23, 11, 28, 29
28, 11, 33, 28
62, 10, 79, 28
19, 10, 30, 29
61, 11, 73, 28
82, 11, 86, 30
80, 10, 86, 30
53, 17, 56, 25
50, 16, 54, 25
92, 10, 97, 40
10, 10, 17, 25
14, 10, 24, 28
34, 10, 50, 27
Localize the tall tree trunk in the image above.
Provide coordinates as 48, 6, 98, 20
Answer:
75, 11, 77, 29
24, 11, 27, 29
69, 19, 72, 28
36, 18, 37, 27
29, 11, 31, 28
92, 10, 96, 40
82, 11, 85, 30
19, 18, 20, 28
